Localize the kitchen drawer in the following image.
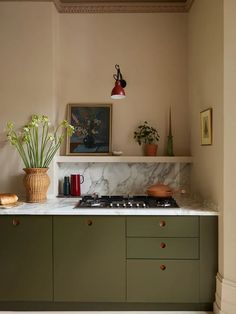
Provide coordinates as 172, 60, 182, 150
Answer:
127, 259, 199, 303
126, 216, 199, 237
127, 237, 199, 259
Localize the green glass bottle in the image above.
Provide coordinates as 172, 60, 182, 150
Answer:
167, 107, 174, 156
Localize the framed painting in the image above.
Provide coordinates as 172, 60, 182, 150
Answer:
66, 103, 112, 155
200, 108, 212, 145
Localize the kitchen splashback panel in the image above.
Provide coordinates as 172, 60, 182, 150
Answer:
57, 162, 190, 196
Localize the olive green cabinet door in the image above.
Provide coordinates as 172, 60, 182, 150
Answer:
54, 216, 126, 302
127, 259, 199, 303
0, 216, 53, 301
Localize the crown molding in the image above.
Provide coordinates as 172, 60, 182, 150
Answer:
53, 0, 195, 13
185, 0, 194, 11
0, 0, 195, 13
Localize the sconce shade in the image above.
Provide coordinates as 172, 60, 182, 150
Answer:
111, 80, 126, 99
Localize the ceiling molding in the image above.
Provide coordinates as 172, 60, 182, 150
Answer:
185, 0, 194, 11
0, 0, 194, 13
53, 0, 195, 13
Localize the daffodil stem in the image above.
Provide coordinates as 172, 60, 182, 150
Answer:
6, 115, 74, 169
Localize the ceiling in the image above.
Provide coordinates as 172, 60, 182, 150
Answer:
0, 0, 195, 13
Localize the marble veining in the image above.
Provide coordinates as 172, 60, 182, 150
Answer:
0, 195, 218, 216
57, 162, 190, 196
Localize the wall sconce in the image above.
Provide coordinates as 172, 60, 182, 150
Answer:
111, 64, 127, 99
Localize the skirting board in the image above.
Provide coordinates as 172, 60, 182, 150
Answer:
214, 272, 236, 314
0, 311, 213, 314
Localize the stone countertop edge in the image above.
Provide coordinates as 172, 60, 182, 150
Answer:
0, 195, 218, 216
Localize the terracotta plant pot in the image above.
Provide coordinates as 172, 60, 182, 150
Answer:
145, 144, 158, 156
23, 168, 50, 203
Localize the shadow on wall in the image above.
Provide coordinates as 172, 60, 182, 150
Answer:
0, 133, 26, 196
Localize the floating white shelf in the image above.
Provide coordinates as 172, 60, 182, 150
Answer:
55, 156, 193, 163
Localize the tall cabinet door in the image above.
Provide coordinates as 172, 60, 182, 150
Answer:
0, 216, 53, 301
54, 216, 126, 302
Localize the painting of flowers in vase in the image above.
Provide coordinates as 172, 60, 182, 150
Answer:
67, 103, 112, 155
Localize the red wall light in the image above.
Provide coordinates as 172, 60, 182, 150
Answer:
111, 80, 126, 99
111, 64, 127, 100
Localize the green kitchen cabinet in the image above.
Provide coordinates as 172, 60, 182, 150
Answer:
200, 216, 218, 302
127, 216, 199, 237
127, 259, 199, 302
0, 214, 217, 311
127, 237, 199, 259
126, 216, 218, 306
0, 216, 53, 301
53, 216, 126, 302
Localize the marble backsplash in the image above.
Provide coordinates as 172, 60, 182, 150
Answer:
57, 162, 191, 196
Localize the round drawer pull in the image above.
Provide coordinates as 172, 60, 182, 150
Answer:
160, 264, 166, 271
159, 220, 166, 227
12, 218, 20, 226
87, 219, 93, 226
160, 242, 166, 249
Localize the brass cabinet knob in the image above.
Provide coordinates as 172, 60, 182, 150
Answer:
160, 264, 166, 271
160, 242, 166, 249
12, 218, 20, 226
87, 219, 93, 226
159, 220, 166, 227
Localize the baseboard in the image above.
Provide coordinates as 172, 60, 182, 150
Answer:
0, 312, 213, 314
214, 272, 236, 313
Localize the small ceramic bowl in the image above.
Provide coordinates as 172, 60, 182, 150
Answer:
112, 151, 123, 156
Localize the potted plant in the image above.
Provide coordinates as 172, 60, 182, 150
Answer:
6, 115, 74, 203
133, 121, 160, 156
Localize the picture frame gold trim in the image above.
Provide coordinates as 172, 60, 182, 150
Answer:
200, 108, 212, 146
66, 103, 112, 155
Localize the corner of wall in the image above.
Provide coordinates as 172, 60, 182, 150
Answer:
214, 272, 236, 314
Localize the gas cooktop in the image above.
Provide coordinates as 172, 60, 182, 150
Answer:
76, 195, 179, 209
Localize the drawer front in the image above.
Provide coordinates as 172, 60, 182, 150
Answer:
127, 259, 199, 303
127, 237, 199, 259
127, 216, 199, 237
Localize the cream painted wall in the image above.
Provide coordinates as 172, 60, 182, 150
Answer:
0, 2, 56, 195
188, 0, 223, 290
223, 0, 236, 283
214, 2, 236, 312
57, 13, 189, 156
0, 3, 190, 196
188, 0, 223, 204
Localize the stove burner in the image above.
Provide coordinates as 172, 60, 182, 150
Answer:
76, 195, 179, 209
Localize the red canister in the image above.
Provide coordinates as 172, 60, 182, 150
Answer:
70, 174, 84, 196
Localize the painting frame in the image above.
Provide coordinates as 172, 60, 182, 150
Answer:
200, 108, 212, 146
66, 103, 112, 155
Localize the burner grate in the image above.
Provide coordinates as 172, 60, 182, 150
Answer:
76, 195, 179, 209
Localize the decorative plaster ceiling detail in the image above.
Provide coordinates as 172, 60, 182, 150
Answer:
53, 0, 194, 13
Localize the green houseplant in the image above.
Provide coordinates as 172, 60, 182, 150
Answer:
6, 114, 74, 202
133, 121, 160, 156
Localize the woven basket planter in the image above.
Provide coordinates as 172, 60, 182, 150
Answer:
23, 168, 50, 203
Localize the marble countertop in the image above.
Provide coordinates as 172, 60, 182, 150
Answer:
0, 195, 218, 216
